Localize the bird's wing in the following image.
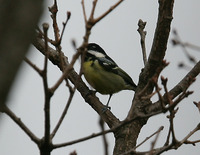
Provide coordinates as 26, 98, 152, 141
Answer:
116, 67, 137, 90
97, 56, 118, 73
97, 57, 137, 90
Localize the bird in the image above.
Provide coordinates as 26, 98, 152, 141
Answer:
83, 43, 137, 111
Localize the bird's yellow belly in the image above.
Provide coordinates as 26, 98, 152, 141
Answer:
83, 61, 126, 94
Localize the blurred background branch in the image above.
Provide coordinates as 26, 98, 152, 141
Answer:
0, 0, 43, 115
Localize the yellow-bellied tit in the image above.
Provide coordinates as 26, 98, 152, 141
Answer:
83, 43, 137, 110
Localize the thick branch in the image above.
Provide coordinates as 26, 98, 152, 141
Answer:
128, 0, 174, 118
113, 0, 175, 154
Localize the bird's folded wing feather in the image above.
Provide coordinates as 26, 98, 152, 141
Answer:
97, 57, 136, 88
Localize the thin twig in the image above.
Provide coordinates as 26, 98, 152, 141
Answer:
137, 19, 147, 66
53, 126, 113, 149
168, 108, 178, 144
135, 126, 164, 150
153, 123, 200, 155
49, 0, 60, 44
193, 101, 200, 112
149, 126, 163, 155
60, 11, 71, 42
120, 126, 164, 155
145, 61, 200, 114
99, 117, 109, 155
0, 104, 40, 145
154, 81, 166, 110
49, 0, 67, 70
43, 23, 49, 73
50, 86, 75, 139
172, 29, 197, 64
53, 114, 165, 150
184, 42, 200, 51
179, 123, 200, 146
50, 50, 81, 93
90, 0, 98, 19
24, 57, 43, 76
42, 23, 52, 145
164, 124, 171, 146
121, 123, 200, 155
36, 26, 54, 45
94, 0, 124, 23
161, 76, 173, 106
81, 0, 87, 24
185, 139, 200, 145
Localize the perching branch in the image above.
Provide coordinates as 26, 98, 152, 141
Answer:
33, 31, 120, 129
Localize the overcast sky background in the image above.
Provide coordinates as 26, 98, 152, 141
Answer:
0, 0, 200, 155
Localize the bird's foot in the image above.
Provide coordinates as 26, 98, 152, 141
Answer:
101, 105, 111, 113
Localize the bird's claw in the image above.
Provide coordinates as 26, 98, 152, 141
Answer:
101, 105, 111, 113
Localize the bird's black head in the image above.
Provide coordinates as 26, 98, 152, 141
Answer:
87, 43, 107, 56
85, 43, 116, 65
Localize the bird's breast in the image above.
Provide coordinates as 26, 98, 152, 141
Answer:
83, 60, 129, 94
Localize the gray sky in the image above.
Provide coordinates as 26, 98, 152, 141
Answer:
1, 0, 200, 155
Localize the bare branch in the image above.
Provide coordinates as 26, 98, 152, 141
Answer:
53, 126, 114, 149
153, 123, 200, 155
0, 104, 40, 145
24, 57, 43, 76
172, 29, 198, 64
149, 126, 163, 155
135, 126, 164, 150
50, 49, 81, 93
184, 139, 200, 145
90, 0, 98, 19
94, 0, 124, 23
49, 0, 60, 44
50, 86, 75, 139
179, 123, 200, 146
183, 42, 200, 51
81, 0, 87, 24
60, 11, 71, 42
41, 23, 53, 148
193, 101, 200, 112
132, 0, 175, 103
145, 61, 200, 114
42, 23, 49, 73
137, 19, 147, 66
99, 117, 109, 155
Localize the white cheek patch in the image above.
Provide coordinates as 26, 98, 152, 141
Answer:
88, 50, 105, 58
